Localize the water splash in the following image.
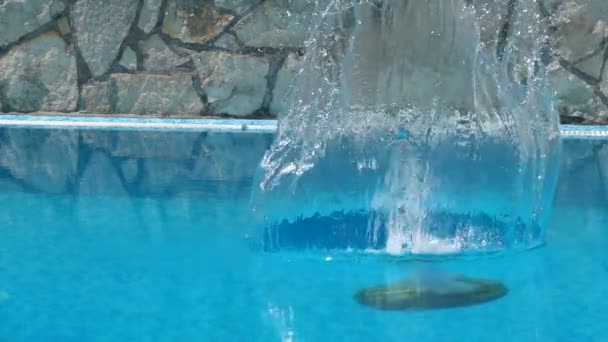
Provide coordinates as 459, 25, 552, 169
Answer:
253, 0, 561, 257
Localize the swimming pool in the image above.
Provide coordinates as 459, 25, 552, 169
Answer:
0, 117, 606, 341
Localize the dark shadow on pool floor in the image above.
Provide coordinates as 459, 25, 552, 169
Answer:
354, 274, 508, 311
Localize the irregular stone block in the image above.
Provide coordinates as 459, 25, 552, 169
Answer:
471, 0, 509, 46
193, 51, 269, 116
270, 52, 303, 117
119, 47, 138, 71
57, 16, 71, 35
551, 62, 597, 107
232, 0, 314, 48
214, 33, 240, 51
162, 1, 233, 44
139, 35, 189, 72
138, 0, 163, 34
71, 0, 138, 77
553, 1, 608, 78
0, 0, 65, 47
111, 73, 205, 115
549, 57, 606, 123
0, 32, 78, 112
214, 0, 261, 14
80, 81, 111, 113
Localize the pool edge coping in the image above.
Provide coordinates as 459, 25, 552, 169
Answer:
0, 114, 277, 133
0, 114, 607, 139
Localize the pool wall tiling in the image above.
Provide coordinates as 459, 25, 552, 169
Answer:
0, 125, 274, 196
0, 115, 606, 206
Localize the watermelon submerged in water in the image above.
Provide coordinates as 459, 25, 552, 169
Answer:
354, 274, 507, 311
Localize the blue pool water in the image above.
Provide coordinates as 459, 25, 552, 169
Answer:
0, 127, 607, 341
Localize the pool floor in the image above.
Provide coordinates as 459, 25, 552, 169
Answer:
0, 183, 606, 341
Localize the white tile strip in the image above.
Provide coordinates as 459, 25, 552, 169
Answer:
0, 118, 277, 133
0, 115, 608, 139
560, 129, 608, 138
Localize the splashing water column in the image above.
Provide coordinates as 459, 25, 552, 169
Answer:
253, 0, 561, 257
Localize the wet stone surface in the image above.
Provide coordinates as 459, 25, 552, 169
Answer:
0, 0, 605, 122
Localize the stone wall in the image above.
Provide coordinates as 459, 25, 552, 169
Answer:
0, 0, 608, 124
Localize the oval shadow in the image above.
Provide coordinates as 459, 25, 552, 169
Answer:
354, 274, 508, 311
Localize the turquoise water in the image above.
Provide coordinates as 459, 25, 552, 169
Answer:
0, 176, 606, 341
0, 127, 606, 341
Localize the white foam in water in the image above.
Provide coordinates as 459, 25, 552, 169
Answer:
254, 0, 562, 256
411, 238, 463, 256
385, 229, 463, 256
